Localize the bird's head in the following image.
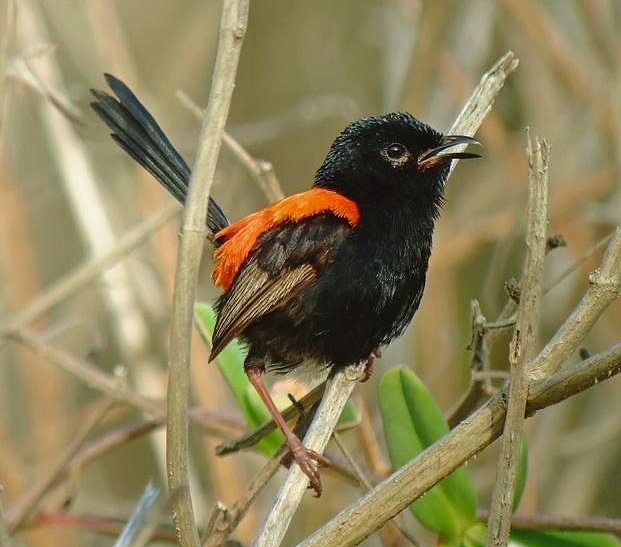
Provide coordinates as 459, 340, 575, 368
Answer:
315, 112, 480, 216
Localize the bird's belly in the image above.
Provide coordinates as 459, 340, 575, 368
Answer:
243, 252, 427, 372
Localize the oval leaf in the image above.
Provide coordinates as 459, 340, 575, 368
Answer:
379, 366, 477, 542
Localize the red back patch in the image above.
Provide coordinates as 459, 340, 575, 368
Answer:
212, 188, 360, 289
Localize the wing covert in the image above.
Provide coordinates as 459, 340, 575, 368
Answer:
209, 214, 351, 359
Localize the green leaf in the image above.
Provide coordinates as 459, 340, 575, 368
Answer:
194, 301, 357, 454
509, 529, 620, 547
194, 301, 249, 406
379, 366, 478, 544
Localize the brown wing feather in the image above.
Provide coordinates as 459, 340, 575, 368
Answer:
209, 214, 351, 361
210, 262, 316, 359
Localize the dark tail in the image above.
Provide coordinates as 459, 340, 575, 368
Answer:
90, 73, 229, 234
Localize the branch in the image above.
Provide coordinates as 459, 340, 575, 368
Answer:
486, 130, 550, 546
448, 51, 520, 149
528, 227, 621, 381
295, 229, 621, 547
252, 363, 365, 547
176, 89, 285, 202
202, 447, 286, 547
477, 509, 621, 536
252, 49, 519, 547
165, 1, 249, 546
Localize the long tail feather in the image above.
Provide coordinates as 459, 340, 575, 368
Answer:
90, 74, 229, 234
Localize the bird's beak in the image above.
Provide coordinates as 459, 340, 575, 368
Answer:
418, 135, 481, 170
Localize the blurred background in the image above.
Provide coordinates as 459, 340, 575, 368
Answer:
1, 0, 620, 545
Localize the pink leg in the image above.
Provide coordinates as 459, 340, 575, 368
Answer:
246, 366, 324, 496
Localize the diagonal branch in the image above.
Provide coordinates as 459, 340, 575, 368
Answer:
295, 228, 621, 547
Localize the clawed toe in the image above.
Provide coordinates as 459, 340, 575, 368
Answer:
281, 440, 329, 496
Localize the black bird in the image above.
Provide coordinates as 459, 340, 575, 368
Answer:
91, 74, 480, 495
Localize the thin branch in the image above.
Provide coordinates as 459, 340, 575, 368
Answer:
1, 202, 178, 331
447, 51, 519, 157
527, 340, 621, 411
486, 131, 550, 547
252, 363, 365, 547
529, 226, 621, 380
6, 397, 113, 532
202, 447, 286, 547
176, 89, 285, 202
214, 382, 326, 455
477, 509, 621, 536
165, 1, 249, 545
333, 433, 421, 547
448, 299, 490, 427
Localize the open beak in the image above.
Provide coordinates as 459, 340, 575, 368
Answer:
418, 135, 481, 170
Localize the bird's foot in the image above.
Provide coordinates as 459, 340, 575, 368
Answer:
281, 435, 329, 496
360, 347, 382, 383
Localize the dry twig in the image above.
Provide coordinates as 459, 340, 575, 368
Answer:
165, 1, 249, 545
486, 131, 550, 546
295, 229, 621, 547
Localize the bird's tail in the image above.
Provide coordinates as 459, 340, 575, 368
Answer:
90, 73, 229, 234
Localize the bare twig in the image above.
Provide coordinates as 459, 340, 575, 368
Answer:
333, 433, 420, 547
295, 339, 621, 547
529, 226, 621, 380
527, 340, 621, 411
214, 382, 326, 455
177, 89, 285, 202
202, 447, 286, 547
486, 131, 550, 547
253, 363, 365, 547
165, 1, 249, 545
477, 509, 621, 536
6, 397, 113, 532
447, 51, 519, 162
448, 299, 490, 427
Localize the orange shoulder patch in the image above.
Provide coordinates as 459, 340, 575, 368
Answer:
212, 188, 360, 289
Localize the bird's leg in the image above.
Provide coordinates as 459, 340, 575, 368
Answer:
245, 363, 325, 496
360, 346, 382, 383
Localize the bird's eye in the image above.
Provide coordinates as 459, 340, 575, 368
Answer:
385, 143, 407, 159
381, 143, 411, 166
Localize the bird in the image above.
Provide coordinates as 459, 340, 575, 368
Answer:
90, 74, 480, 495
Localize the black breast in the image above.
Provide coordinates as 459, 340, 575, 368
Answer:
242, 211, 433, 372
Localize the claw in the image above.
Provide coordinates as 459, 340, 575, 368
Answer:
282, 437, 329, 496
361, 347, 381, 383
